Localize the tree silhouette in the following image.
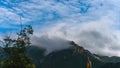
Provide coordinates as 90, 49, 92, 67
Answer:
1, 25, 36, 68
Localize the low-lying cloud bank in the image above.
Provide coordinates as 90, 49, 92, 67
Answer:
31, 36, 72, 54
31, 0, 120, 56
31, 16, 120, 56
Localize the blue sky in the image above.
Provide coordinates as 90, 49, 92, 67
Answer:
1, 0, 120, 56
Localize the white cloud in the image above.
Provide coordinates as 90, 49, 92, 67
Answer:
0, 7, 29, 25
1, 0, 120, 56
31, 0, 120, 56
31, 12, 120, 56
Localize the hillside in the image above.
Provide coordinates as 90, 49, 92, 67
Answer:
39, 41, 103, 68
1, 41, 120, 68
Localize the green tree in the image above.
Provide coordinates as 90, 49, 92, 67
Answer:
1, 25, 36, 68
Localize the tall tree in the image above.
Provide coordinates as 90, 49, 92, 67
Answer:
1, 25, 36, 68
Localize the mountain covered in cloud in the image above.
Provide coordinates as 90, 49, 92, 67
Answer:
0, 39, 120, 68
27, 41, 120, 68
39, 41, 103, 68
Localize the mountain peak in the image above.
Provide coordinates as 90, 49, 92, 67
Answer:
69, 41, 84, 54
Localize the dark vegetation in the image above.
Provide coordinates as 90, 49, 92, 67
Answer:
0, 25, 36, 68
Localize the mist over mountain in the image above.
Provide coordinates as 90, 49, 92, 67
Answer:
0, 38, 120, 68
31, 32, 120, 57
28, 41, 120, 68
31, 36, 72, 54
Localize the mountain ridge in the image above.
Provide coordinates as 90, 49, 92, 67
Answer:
0, 41, 120, 68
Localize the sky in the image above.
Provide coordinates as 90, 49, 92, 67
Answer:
1, 0, 120, 56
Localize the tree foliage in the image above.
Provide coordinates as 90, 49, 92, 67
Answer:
1, 25, 36, 68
